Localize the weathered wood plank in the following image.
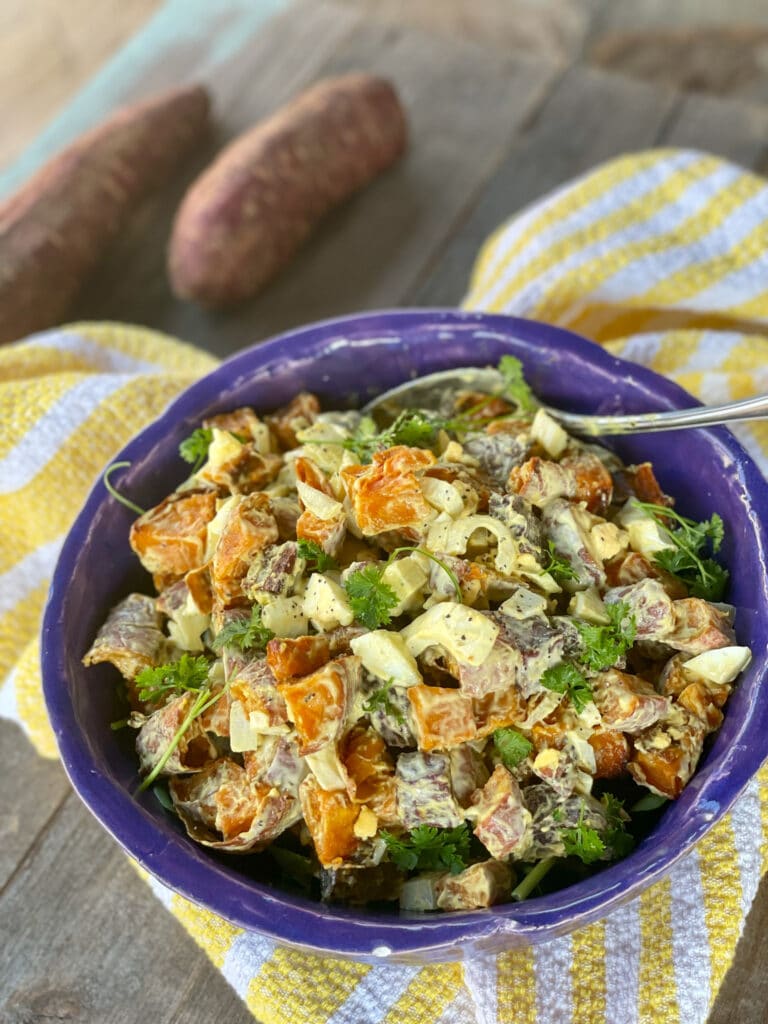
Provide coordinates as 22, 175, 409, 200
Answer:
0, 721, 69, 892
710, 871, 768, 1024
68, 4, 561, 357
411, 64, 680, 307
0, 790, 254, 1023
660, 91, 768, 170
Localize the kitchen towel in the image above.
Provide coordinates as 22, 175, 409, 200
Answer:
2, 148, 768, 1024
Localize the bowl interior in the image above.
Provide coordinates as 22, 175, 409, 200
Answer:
42, 310, 768, 962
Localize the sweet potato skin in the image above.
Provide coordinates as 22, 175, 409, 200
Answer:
168, 73, 407, 307
0, 84, 210, 344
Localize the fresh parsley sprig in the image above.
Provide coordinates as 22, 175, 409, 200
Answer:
540, 662, 594, 714
135, 653, 211, 705
575, 600, 637, 673
541, 539, 578, 585
341, 410, 445, 462
633, 501, 729, 600
493, 727, 533, 768
179, 427, 214, 473
380, 824, 471, 874
362, 677, 405, 724
559, 796, 634, 864
211, 605, 274, 653
297, 538, 338, 572
342, 547, 463, 630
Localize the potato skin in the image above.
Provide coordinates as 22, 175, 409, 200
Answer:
168, 73, 407, 307
0, 84, 210, 345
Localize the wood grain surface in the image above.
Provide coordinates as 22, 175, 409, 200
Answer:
2, 1, 768, 1022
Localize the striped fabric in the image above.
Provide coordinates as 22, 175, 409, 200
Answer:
3, 149, 768, 1023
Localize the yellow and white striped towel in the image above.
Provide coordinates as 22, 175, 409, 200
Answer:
3, 148, 768, 1024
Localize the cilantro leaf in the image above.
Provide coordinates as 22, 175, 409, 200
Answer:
297, 538, 338, 572
343, 565, 399, 630
493, 727, 533, 768
179, 427, 214, 472
600, 793, 635, 859
633, 502, 729, 601
560, 815, 606, 864
576, 600, 637, 673
540, 662, 594, 714
362, 677, 405, 723
541, 539, 578, 584
211, 606, 274, 653
135, 653, 210, 704
497, 355, 536, 413
381, 824, 470, 874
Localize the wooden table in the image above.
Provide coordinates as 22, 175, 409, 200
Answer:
2, 1, 768, 1020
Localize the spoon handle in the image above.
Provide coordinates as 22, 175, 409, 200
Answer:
548, 393, 768, 436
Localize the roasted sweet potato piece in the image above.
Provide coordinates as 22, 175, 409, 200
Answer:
342, 727, 398, 824
341, 445, 436, 535
472, 686, 526, 739
204, 443, 282, 495
266, 392, 320, 449
407, 684, 477, 752
471, 765, 532, 860
277, 655, 360, 754
666, 598, 736, 654
604, 551, 688, 599
508, 457, 576, 508
676, 681, 726, 732
300, 775, 360, 867
266, 635, 331, 682
296, 509, 347, 557
561, 451, 613, 515
629, 709, 707, 798
613, 462, 672, 506
203, 407, 265, 442
295, 455, 335, 495
592, 669, 670, 733
211, 493, 279, 605
588, 728, 630, 778
130, 489, 217, 580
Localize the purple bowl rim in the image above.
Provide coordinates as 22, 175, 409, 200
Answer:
41, 308, 768, 959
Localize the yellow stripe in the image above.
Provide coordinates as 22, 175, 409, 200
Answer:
571, 921, 607, 1024
381, 963, 463, 1024
0, 374, 83, 459
170, 892, 242, 969
465, 150, 672, 303
638, 876, 679, 1024
497, 948, 537, 1024
479, 155, 722, 318
719, 287, 768, 322
719, 337, 768, 373
68, 322, 219, 375
698, 814, 745, 1007
757, 761, 768, 872
12, 633, 57, 758
0, 584, 48, 690
0, 374, 199, 575
247, 947, 369, 1024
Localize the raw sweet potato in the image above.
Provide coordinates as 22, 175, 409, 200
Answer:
0, 84, 210, 344
168, 73, 407, 307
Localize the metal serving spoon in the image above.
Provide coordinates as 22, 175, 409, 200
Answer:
361, 367, 768, 437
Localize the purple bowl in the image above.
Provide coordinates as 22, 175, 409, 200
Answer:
41, 310, 768, 963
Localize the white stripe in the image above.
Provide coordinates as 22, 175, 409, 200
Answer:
533, 933, 573, 1023
0, 536, 63, 616
475, 151, 699, 305
221, 929, 277, 1001
729, 780, 764, 919
0, 663, 21, 723
604, 897, 640, 1024
326, 963, 420, 1024
462, 952, 498, 1024
487, 164, 743, 316
669, 848, 711, 1024
143, 873, 176, 910
437, 982, 479, 1024
0, 373, 137, 493
9, 328, 164, 375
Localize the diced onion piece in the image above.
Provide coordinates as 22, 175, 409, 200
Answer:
304, 743, 350, 792
303, 573, 355, 631
616, 500, 675, 557
400, 875, 442, 911
350, 630, 422, 686
499, 587, 548, 620
568, 587, 610, 625
420, 476, 465, 517
531, 408, 569, 458
381, 555, 429, 615
426, 513, 517, 575
296, 480, 343, 520
681, 646, 752, 685
261, 596, 308, 637
401, 603, 499, 667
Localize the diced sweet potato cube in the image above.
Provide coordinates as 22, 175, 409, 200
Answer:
677, 681, 726, 732
508, 457, 576, 508
614, 462, 671, 506
408, 684, 477, 752
629, 747, 687, 799
629, 710, 707, 798
604, 551, 688, 599
211, 493, 279, 605
667, 598, 736, 654
277, 655, 360, 755
296, 509, 347, 556
343, 727, 397, 823
561, 451, 613, 515
205, 444, 282, 495
471, 764, 532, 859
185, 564, 213, 614
130, 489, 217, 579
203, 407, 264, 441
588, 729, 630, 778
266, 392, 320, 449
592, 669, 670, 734
341, 445, 436, 535
472, 686, 526, 739
295, 455, 334, 495
266, 635, 331, 682
300, 776, 360, 867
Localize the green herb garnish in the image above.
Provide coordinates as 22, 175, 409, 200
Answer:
103, 461, 146, 516
362, 677, 405, 724
575, 600, 637, 673
297, 538, 338, 572
601, 793, 635, 859
179, 427, 214, 473
135, 653, 211, 704
498, 354, 536, 413
493, 727, 533, 768
541, 539, 578, 584
342, 410, 444, 462
633, 501, 729, 600
560, 804, 606, 865
540, 662, 594, 714
138, 683, 224, 791
211, 605, 274, 653
631, 792, 669, 813
380, 824, 471, 874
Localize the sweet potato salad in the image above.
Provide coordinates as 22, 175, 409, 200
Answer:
84, 359, 751, 911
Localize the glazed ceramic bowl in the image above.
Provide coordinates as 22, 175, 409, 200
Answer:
42, 310, 768, 963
